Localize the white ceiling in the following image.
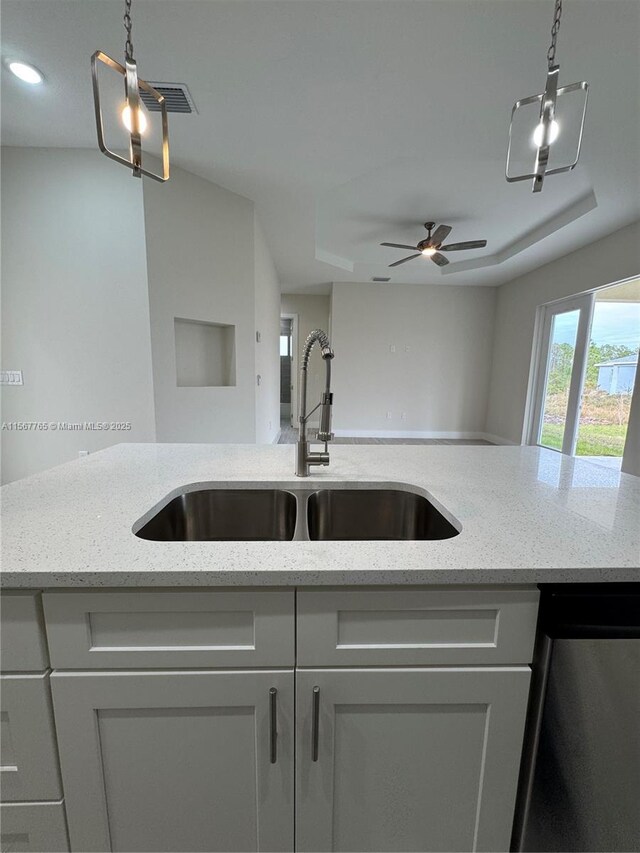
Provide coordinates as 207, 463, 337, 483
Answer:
2, 0, 639, 293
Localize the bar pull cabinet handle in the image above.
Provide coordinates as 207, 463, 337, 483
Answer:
269, 687, 278, 764
312, 686, 320, 762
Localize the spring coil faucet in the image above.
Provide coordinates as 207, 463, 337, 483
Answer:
296, 329, 334, 476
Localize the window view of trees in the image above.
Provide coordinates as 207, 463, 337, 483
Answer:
542, 340, 639, 456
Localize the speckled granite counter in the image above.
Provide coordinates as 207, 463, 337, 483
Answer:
1, 443, 638, 587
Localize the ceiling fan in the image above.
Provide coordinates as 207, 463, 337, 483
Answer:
381, 222, 487, 268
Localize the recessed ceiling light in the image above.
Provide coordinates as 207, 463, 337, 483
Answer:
6, 60, 43, 85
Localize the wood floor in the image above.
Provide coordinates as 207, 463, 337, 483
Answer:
277, 422, 492, 446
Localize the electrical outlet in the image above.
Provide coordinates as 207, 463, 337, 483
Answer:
389, 345, 396, 353
401, 412, 407, 420
386, 411, 392, 419
0, 370, 23, 385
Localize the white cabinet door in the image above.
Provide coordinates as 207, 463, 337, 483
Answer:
50, 670, 293, 853
0, 674, 62, 802
0, 801, 69, 853
296, 667, 531, 853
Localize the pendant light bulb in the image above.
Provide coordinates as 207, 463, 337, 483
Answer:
121, 103, 148, 134
532, 119, 560, 148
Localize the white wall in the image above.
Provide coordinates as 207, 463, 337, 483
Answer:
143, 164, 257, 443
254, 213, 281, 443
280, 294, 331, 427
0, 147, 156, 484
330, 282, 496, 437
485, 220, 640, 445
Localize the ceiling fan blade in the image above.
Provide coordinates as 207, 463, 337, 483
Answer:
430, 252, 449, 267
428, 224, 452, 247
439, 240, 487, 252
389, 254, 421, 267
381, 242, 418, 250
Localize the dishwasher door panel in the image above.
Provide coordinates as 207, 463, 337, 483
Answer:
522, 638, 640, 853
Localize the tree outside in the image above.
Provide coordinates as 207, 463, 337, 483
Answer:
541, 341, 638, 456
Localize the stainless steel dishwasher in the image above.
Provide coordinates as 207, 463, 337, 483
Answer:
512, 584, 640, 853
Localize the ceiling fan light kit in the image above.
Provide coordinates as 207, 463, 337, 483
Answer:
91, 0, 169, 181
381, 222, 487, 269
506, 0, 588, 193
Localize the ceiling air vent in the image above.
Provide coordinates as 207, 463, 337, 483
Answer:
372, 277, 391, 282
140, 82, 197, 114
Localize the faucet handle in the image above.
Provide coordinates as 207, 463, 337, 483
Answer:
318, 391, 333, 442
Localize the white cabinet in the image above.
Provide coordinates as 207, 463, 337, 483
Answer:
0, 592, 69, 853
43, 590, 295, 669
40, 586, 537, 853
0, 801, 68, 853
0, 674, 62, 802
0, 593, 49, 672
297, 587, 539, 667
295, 667, 531, 853
50, 670, 294, 853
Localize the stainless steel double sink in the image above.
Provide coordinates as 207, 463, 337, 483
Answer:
135, 485, 460, 542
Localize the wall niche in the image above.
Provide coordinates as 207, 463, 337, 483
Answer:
174, 318, 236, 387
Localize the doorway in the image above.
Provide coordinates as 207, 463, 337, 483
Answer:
280, 314, 298, 430
529, 278, 640, 467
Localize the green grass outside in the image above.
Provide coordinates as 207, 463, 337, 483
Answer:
540, 422, 628, 456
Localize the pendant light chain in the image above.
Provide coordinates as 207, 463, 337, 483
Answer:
124, 0, 134, 62
547, 0, 562, 69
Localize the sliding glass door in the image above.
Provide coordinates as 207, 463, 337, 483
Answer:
530, 279, 640, 465
575, 282, 640, 462
531, 293, 593, 455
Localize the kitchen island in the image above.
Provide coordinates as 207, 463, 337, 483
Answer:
2, 442, 638, 587
1, 443, 638, 853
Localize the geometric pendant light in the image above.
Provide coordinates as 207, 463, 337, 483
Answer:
506, 0, 588, 193
91, 0, 169, 181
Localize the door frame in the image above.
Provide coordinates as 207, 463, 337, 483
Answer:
526, 291, 594, 455
281, 312, 298, 427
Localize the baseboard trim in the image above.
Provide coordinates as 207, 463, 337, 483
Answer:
330, 429, 521, 445
482, 433, 519, 446
333, 429, 488, 440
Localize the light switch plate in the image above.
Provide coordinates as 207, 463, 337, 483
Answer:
0, 370, 23, 386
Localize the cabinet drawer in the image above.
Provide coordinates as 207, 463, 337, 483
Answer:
0, 593, 48, 672
297, 587, 540, 666
0, 801, 68, 852
0, 675, 62, 802
43, 590, 295, 669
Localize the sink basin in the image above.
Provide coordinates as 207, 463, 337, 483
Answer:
136, 488, 297, 541
307, 488, 459, 541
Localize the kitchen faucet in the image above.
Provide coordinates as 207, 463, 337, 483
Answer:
296, 329, 334, 476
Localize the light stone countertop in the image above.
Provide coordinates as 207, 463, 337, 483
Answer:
1, 443, 639, 588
